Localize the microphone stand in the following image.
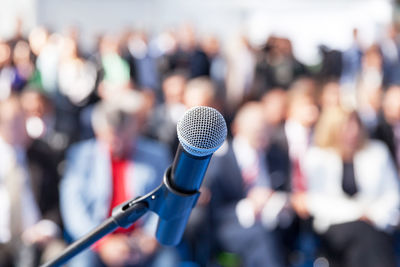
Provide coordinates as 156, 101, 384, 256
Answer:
41, 167, 200, 267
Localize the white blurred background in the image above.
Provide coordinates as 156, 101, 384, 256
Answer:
0, 0, 396, 65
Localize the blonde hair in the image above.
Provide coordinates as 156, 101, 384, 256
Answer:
314, 106, 366, 151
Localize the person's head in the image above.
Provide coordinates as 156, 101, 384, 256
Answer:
232, 102, 269, 150
201, 35, 220, 57
382, 85, 400, 124
261, 88, 287, 126
92, 91, 144, 157
320, 80, 341, 110
287, 78, 319, 128
362, 44, 382, 70
20, 89, 53, 139
20, 89, 52, 119
99, 34, 121, 56
314, 107, 366, 159
60, 37, 78, 60
178, 23, 196, 51
184, 77, 216, 108
162, 73, 186, 104
13, 40, 32, 66
0, 41, 11, 67
28, 26, 49, 56
276, 37, 293, 58
0, 95, 28, 147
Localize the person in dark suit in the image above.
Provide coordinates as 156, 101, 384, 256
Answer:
0, 95, 61, 267
60, 91, 178, 267
371, 85, 400, 170
20, 89, 67, 265
205, 102, 290, 267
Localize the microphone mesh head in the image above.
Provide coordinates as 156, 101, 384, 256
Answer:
177, 106, 227, 157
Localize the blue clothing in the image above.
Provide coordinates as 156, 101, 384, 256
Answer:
60, 137, 174, 267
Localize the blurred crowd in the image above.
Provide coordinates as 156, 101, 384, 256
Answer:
1, 19, 400, 267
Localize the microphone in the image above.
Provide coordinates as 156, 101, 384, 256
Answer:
154, 106, 227, 245
40, 106, 227, 267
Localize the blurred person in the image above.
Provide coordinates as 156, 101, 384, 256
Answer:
36, 33, 63, 95
284, 78, 319, 213
60, 90, 178, 267
0, 40, 14, 100
55, 36, 97, 142
79, 79, 135, 141
58, 36, 97, 106
340, 28, 363, 90
11, 40, 35, 91
380, 24, 400, 85
123, 31, 159, 119
28, 26, 49, 60
253, 36, 308, 97
166, 24, 196, 75
153, 29, 179, 77
283, 77, 320, 266
262, 89, 317, 264
317, 45, 342, 82
165, 24, 211, 79
356, 45, 384, 132
126, 31, 161, 91
0, 95, 60, 267
202, 35, 226, 99
21, 89, 67, 264
7, 18, 27, 49
64, 26, 85, 58
205, 102, 289, 267
99, 34, 131, 88
145, 72, 186, 154
372, 85, 400, 170
189, 40, 210, 79
0, 39, 35, 95
319, 80, 341, 111
304, 107, 399, 267
261, 89, 291, 189
262, 88, 287, 127
20, 89, 66, 222
27, 26, 49, 88
52, 36, 96, 143
225, 35, 255, 114
261, 89, 289, 169
183, 77, 218, 110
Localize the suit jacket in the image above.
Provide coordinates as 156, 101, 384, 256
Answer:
304, 141, 400, 233
371, 113, 398, 168
205, 140, 291, 225
27, 138, 64, 227
0, 138, 40, 246
60, 137, 170, 240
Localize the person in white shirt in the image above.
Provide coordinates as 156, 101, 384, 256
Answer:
205, 102, 291, 267
304, 106, 399, 267
0, 95, 59, 267
284, 78, 319, 219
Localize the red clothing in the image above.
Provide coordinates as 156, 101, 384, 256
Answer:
109, 157, 129, 215
292, 158, 307, 192
109, 156, 135, 233
93, 155, 135, 250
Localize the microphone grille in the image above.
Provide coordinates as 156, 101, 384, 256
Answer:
177, 106, 227, 157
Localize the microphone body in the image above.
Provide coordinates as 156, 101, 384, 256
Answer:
153, 106, 227, 245
155, 145, 211, 245
171, 145, 212, 192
